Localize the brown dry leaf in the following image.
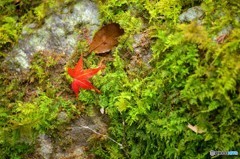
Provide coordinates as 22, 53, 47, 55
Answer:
89, 23, 124, 54
187, 123, 205, 134
216, 34, 228, 44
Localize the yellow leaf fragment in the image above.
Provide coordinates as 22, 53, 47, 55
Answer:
187, 123, 205, 134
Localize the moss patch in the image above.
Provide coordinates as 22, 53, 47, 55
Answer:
0, 51, 82, 158
77, 0, 240, 158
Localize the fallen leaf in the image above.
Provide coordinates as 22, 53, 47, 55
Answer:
216, 34, 228, 44
68, 55, 105, 96
100, 107, 105, 114
68, 55, 84, 78
89, 23, 124, 54
187, 123, 205, 134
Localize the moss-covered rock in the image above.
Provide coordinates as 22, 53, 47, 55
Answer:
1, 0, 240, 158
6, 0, 99, 69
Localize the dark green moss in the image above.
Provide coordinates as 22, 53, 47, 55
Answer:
79, 0, 240, 158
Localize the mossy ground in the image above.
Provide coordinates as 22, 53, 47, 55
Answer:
84, 0, 240, 158
1, 0, 240, 158
0, 50, 84, 158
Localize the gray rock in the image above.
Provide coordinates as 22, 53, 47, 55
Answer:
57, 111, 69, 122
33, 110, 109, 159
37, 134, 53, 159
6, 0, 99, 69
213, 25, 232, 43
217, 25, 232, 37
179, 6, 204, 22
128, 32, 152, 73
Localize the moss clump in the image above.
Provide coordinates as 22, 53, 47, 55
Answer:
0, 51, 80, 158
76, 0, 240, 158
1, 0, 239, 158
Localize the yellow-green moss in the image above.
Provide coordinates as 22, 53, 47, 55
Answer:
79, 0, 240, 158
0, 0, 74, 59
1, 0, 240, 158
0, 51, 80, 158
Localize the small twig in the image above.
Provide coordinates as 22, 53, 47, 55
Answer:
79, 125, 123, 148
121, 116, 130, 158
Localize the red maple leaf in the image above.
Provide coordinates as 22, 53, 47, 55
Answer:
68, 55, 105, 97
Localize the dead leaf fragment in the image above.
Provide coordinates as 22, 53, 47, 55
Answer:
89, 23, 124, 54
187, 123, 205, 134
216, 34, 228, 44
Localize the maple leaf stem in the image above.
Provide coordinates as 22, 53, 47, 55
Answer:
94, 88, 101, 94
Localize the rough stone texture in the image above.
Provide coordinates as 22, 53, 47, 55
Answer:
37, 134, 53, 159
7, 0, 99, 69
179, 6, 204, 23
127, 31, 152, 74
57, 111, 69, 123
179, 6, 235, 43
213, 25, 232, 42
217, 25, 232, 36
35, 110, 108, 159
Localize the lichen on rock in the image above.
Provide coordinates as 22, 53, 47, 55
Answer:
179, 6, 204, 23
6, 0, 100, 69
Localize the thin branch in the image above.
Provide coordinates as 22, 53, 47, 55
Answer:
78, 125, 123, 149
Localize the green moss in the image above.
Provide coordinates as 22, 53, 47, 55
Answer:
1, 0, 239, 158
0, 0, 74, 59
0, 51, 79, 158
77, 0, 240, 158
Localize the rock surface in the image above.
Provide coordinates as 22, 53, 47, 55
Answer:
6, 0, 99, 69
179, 6, 204, 22
127, 31, 152, 75
3, 1, 106, 158
35, 110, 108, 159
37, 134, 53, 159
